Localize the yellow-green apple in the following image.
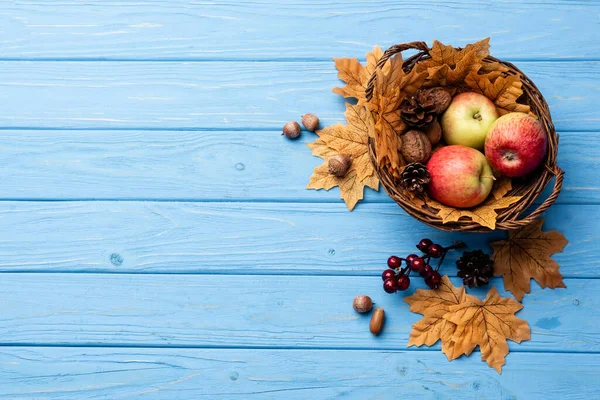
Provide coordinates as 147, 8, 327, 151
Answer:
426, 145, 495, 208
484, 113, 547, 177
441, 92, 499, 150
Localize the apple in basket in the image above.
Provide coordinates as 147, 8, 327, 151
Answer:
427, 145, 495, 208
485, 112, 547, 177
441, 92, 499, 150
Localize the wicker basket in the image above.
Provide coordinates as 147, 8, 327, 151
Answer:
366, 41, 563, 232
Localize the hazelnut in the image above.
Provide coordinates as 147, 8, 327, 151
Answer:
353, 295, 373, 313
282, 121, 301, 139
328, 154, 352, 177
424, 120, 442, 145
301, 113, 320, 132
400, 130, 432, 164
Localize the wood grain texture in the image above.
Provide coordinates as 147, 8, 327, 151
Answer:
0, 202, 592, 276
0, 61, 595, 130
0, 0, 598, 60
0, 130, 594, 203
0, 274, 593, 352
1, 347, 598, 400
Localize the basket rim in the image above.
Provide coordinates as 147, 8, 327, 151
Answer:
365, 41, 563, 232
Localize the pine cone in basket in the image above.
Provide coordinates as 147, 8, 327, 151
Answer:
400, 90, 437, 128
401, 162, 430, 193
456, 250, 494, 288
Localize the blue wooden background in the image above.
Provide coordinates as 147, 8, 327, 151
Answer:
1, 1, 599, 399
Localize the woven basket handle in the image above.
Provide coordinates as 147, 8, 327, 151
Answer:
365, 41, 430, 102
497, 166, 564, 230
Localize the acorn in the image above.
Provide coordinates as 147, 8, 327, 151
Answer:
328, 154, 352, 177
301, 113, 320, 132
282, 121, 301, 139
370, 308, 385, 335
353, 295, 373, 313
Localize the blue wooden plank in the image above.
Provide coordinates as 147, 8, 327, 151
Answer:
0, 61, 595, 131
0, 202, 593, 276
1, 347, 598, 399
0, 0, 598, 60
0, 274, 594, 352
0, 129, 594, 203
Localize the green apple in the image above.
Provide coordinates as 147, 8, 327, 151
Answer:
441, 92, 499, 150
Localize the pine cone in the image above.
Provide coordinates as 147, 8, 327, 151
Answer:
399, 90, 437, 128
401, 162, 430, 193
456, 250, 494, 288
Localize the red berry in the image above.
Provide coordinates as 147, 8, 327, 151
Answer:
428, 244, 444, 258
420, 264, 433, 278
406, 254, 419, 264
387, 255, 402, 269
426, 271, 442, 289
416, 238, 433, 253
409, 257, 425, 273
382, 269, 396, 281
397, 275, 410, 291
383, 278, 398, 293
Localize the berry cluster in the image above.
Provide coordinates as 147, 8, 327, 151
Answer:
382, 239, 465, 293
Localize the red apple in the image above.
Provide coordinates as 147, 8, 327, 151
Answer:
427, 145, 495, 208
484, 113, 547, 177
441, 92, 499, 150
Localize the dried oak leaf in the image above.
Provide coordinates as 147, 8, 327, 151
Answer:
306, 104, 379, 210
417, 38, 491, 88
444, 287, 531, 373
491, 219, 568, 301
465, 71, 532, 116
332, 45, 386, 105
425, 181, 522, 230
404, 276, 465, 356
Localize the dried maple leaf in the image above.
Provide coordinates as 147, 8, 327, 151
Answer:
465, 71, 531, 115
332, 46, 385, 105
425, 180, 522, 230
493, 177, 513, 200
405, 276, 465, 355
366, 56, 428, 179
491, 219, 568, 301
417, 38, 491, 88
306, 103, 379, 210
307, 164, 378, 211
444, 287, 531, 373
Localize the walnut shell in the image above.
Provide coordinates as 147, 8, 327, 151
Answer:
426, 87, 452, 114
400, 130, 432, 164
424, 120, 442, 145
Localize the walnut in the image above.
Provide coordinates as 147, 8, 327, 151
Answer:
400, 130, 432, 164
425, 87, 452, 114
424, 120, 442, 145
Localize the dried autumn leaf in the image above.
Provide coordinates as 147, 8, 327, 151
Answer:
333, 45, 385, 105
417, 38, 491, 87
491, 219, 568, 301
404, 276, 465, 356
426, 190, 522, 230
465, 71, 531, 115
306, 104, 379, 210
493, 177, 513, 200
307, 164, 378, 211
444, 287, 531, 373
366, 58, 428, 179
